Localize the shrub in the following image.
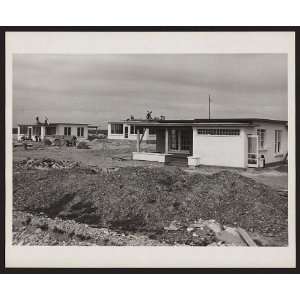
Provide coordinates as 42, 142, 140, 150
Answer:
43, 138, 52, 146
77, 141, 90, 149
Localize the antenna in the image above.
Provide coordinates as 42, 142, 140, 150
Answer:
208, 95, 211, 120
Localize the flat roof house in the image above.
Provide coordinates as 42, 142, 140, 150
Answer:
17, 120, 89, 141
108, 120, 156, 142
127, 118, 288, 168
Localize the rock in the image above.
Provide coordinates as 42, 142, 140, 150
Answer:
216, 228, 246, 246
35, 228, 42, 234
203, 220, 223, 233
164, 220, 181, 231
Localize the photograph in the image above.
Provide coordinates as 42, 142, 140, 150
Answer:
4, 31, 296, 268
12, 53, 289, 247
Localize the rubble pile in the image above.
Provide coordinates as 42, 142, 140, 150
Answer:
15, 158, 81, 170
13, 211, 165, 246
159, 218, 262, 246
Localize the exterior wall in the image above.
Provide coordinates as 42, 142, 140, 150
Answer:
192, 127, 247, 168
249, 122, 288, 165
56, 124, 88, 139
107, 122, 156, 141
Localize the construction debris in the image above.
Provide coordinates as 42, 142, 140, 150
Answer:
237, 227, 257, 246
15, 158, 81, 170
13, 165, 288, 246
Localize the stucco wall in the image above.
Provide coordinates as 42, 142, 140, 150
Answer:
107, 123, 156, 141
192, 127, 247, 168
56, 124, 88, 139
250, 122, 288, 165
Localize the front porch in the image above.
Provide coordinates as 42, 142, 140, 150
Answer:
132, 126, 197, 166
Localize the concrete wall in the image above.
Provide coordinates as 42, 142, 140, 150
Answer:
132, 152, 170, 163
107, 123, 156, 141
56, 124, 88, 139
192, 127, 247, 168
251, 122, 288, 165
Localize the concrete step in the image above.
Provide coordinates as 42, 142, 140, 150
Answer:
165, 155, 188, 167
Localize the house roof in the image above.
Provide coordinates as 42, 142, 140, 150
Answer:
18, 122, 89, 126
110, 118, 288, 127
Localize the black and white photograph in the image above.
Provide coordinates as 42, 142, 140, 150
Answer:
4, 31, 296, 268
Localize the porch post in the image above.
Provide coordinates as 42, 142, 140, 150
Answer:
178, 129, 181, 151
165, 128, 168, 154
41, 125, 45, 140
136, 128, 140, 152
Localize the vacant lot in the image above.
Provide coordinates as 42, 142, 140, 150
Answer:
12, 139, 288, 246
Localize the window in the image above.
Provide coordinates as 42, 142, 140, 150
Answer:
275, 130, 282, 153
19, 126, 27, 134
77, 127, 84, 137
130, 125, 138, 134
111, 123, 123, 134
64, 127, 71, 136
149, 127, 156, 135
45, 127, 56, 135
197, 128, 240, 136
257, 129, 266, 149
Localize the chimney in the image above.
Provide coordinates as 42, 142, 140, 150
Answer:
36, 116, 40, 124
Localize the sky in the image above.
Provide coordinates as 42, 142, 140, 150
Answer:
13, 54, 288, 128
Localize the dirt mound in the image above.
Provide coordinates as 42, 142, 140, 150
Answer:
13, 165, 288, 245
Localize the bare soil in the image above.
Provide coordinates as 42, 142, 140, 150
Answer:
13, 140, 288, 246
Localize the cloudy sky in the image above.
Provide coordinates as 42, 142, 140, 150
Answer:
13, 54, 287, 128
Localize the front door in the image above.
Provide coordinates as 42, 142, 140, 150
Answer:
28, 127, 32, 139
124, 126, 128, 138
248, 135, 259, 167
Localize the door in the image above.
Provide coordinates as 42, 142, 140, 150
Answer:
248, 135, 259, 167
28, 127, 32, 139
124, 126, 128, 138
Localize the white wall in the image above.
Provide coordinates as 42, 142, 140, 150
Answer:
192, 127, 247, 168
250, 122, 288, 165
56, 124, 88, 139
107, 123, 156, 141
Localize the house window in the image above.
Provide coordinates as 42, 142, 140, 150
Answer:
197, 128, 240, 136
111, 123, 123, 134
149, 127, 156, 135
64, 127, 71, 136
130, 125, 138, 134
275, 130, 282, 153
19, 126, 27, 134
45, 127, 56, 135
77, 127, 84, 137
257, 129, 266, 149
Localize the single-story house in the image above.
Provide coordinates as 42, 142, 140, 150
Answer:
17, 122, 89, 141
107, 120, 156, 142
127, 118, 288, 168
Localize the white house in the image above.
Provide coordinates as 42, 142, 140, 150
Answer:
17, 121, 89, 141
107, 121, 156, 142
128, 118, 288, 168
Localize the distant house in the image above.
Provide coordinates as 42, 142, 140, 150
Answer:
127, 118, 288, 168
107, 120, 156, 142
17, 119, 89, 141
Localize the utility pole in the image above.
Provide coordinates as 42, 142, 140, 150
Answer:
208, 95, 211, 120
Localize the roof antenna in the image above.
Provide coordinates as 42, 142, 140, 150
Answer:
208, 95, 211, 120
